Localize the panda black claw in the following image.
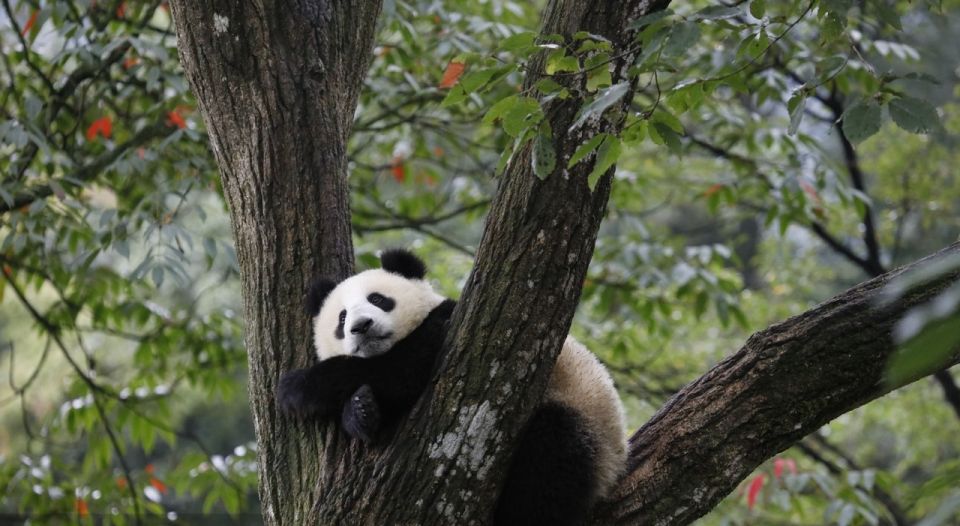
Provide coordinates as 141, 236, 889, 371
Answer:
342, 384, 380, 443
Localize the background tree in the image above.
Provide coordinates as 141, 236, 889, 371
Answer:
2, 0, 960, 524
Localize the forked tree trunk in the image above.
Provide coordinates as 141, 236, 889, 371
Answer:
167, 1, 960, 525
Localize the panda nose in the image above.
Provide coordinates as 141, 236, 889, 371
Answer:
351, 317, 374, 335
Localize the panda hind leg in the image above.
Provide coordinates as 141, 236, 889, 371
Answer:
493, 401, 598, 526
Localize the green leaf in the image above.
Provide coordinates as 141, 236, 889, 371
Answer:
816, 55, 847, 82
440, 86, 467, 108
663, 22, 700, 58
787, 91, 807, 135
628, 9, 672, 30
587, 135, 621, 191
532, 123, 556, 180
483, 95, 519, 125
570, 82, 630, 131
841, 99, 882, 143
484, 96, 542, 137
886, 313, 960, 387
888, 96, 940, 134
499, 31, 537, 53
875, 1, 902, 30
651, 122, 682, 153
692, 6, 741, 20
584, 53, 613, 91
821, 0, 853, 16
568, 133, 607, 168
652, 109, 683, 134
749, 0, 766, 19
546, 52, 580, 74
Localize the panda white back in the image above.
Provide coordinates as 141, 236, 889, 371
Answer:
547, 337, 628, 498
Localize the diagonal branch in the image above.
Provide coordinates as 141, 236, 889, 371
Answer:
595, 242, 960, 525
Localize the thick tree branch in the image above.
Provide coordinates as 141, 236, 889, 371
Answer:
595, 242, 960, 525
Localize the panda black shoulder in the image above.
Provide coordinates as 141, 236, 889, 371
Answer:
391, 299, 457, 352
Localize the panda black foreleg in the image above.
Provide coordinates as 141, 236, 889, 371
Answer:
493, 401, 598, 526
277, 357, 370, 419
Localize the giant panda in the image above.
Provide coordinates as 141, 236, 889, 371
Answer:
278, 249, 626, 526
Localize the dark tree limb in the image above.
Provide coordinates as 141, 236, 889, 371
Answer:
593, 242, 960, 525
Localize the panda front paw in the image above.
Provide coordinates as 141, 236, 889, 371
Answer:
277, 369, 318, 417
342, 384, 381, 444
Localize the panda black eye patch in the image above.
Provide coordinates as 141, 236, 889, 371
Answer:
335, 310, 346, 339
367, 293, 395, 312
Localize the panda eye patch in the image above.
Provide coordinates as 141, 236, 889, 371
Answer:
367, 293, 395, 312
335, 310, 346, 340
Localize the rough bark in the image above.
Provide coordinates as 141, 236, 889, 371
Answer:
165, 1, 381, 524
593, 242, 960, 525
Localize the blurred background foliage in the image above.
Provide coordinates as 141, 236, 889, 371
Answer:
1, 0, 959, 524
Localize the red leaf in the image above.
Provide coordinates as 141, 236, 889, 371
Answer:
85, 116, 113, 141
116, 476, 128, 489
75, 498, 90, 518
785, 458, 797, 474
144, 463, 154, 474
390, 159, 406, 183
123, 55, 139, 69
432, 146, 445, 158
747, 474, 766, 510
22, 10, 38, 36
438, 61, 466, 89
136, 147, 146, 159
703, 183, 725, 197
116, 2, 126, 18
166, 110, 186, 129
774, 458, 785, 479
150, 477, 168, 494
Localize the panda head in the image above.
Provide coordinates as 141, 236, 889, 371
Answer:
306, 249, 444, 360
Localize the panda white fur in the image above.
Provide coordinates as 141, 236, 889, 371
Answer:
278, 249, 626, 526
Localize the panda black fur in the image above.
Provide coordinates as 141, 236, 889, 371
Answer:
278, 249, 626, 526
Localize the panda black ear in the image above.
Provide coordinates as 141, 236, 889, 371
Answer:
380, 249, 427, 280
305, 278, 338, 317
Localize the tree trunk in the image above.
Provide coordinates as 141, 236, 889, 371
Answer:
166, 1, 381, 523
166, 2, 960, 526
